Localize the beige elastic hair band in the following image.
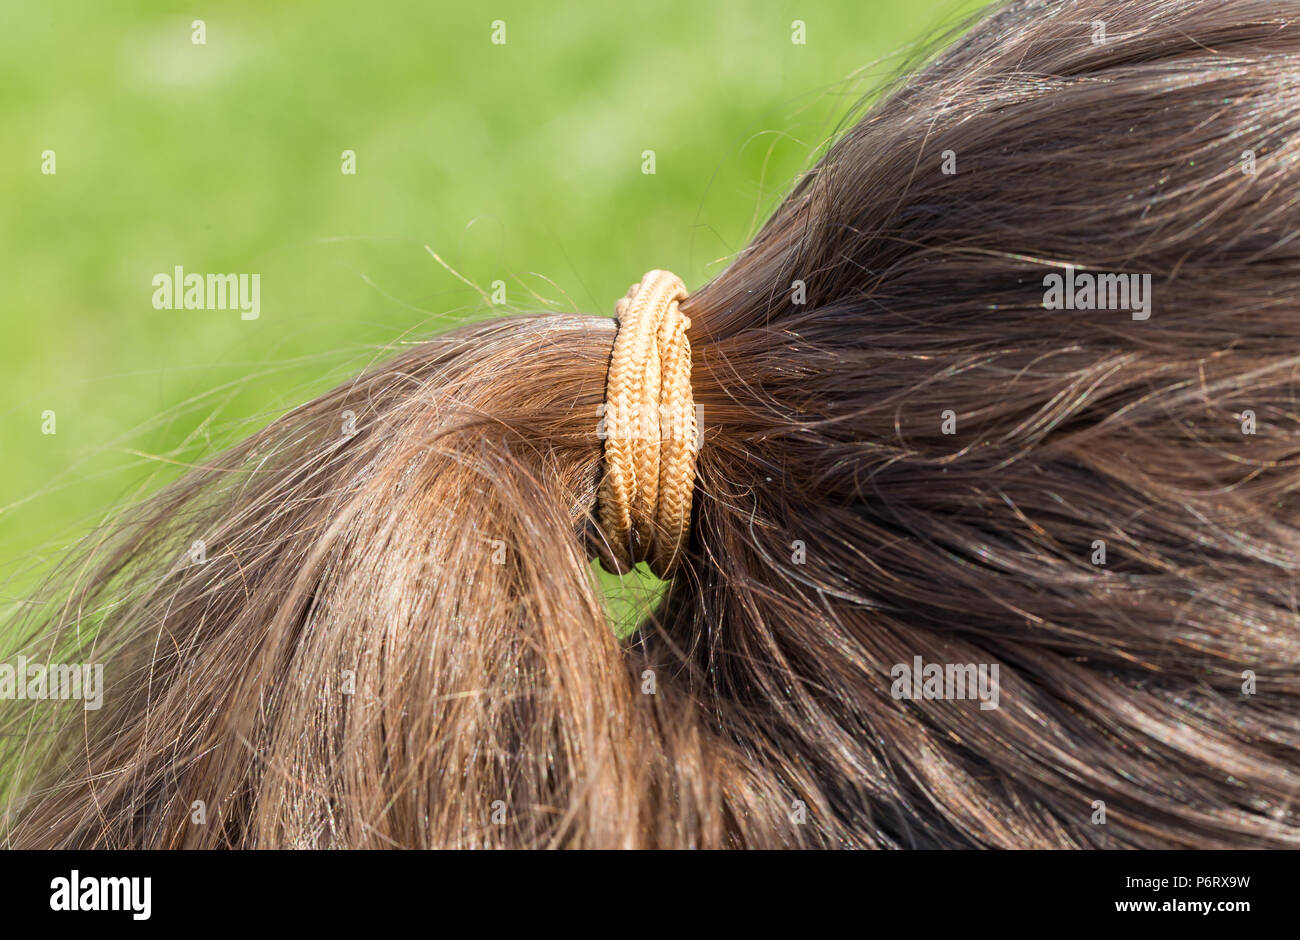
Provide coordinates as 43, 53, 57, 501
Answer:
598, 270, 698, 577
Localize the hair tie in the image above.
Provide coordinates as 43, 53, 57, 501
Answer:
598, 270, 698, 577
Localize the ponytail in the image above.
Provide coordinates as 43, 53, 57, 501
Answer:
6, 0, 1300, 848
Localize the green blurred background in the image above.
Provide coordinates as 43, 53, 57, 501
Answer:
0, 0, 984, 611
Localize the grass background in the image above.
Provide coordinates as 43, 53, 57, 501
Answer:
0, 0, 986, 613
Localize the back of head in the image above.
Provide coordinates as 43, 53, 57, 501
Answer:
5, 0, 1299, 848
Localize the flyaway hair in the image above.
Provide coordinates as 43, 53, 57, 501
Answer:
4, 0, 1300, 848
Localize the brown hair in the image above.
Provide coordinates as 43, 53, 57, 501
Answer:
4, 0, 1300, 848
